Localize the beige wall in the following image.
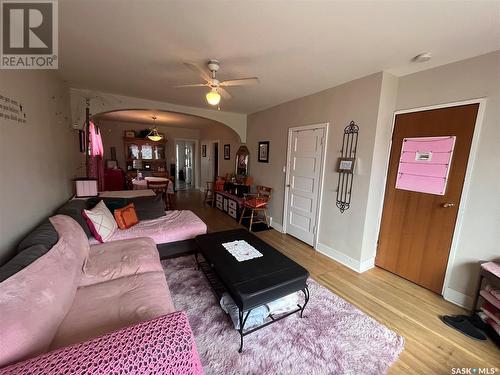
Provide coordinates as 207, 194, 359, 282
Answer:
359, 73, 399, 265
395, 51, 500, 306
0, 71, 79, 264
247, 51, 500, 308
247, 73, 384, 267
200, 125, 241, 190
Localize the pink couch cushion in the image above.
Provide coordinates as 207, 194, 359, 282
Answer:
0, 215, 89, 368
80, 237, 163, 287
0, 312, 203, 375
89, 210, 207, 245
50, 271, 175, 350
50, 215, 90, 265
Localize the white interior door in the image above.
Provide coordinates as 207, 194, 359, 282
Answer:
185, 143, 193, 184
285, 127, 325, 245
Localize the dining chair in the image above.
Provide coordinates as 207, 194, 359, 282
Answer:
204, 181, 215, 206
239, 185, 272, 231
147, 180, 168, 210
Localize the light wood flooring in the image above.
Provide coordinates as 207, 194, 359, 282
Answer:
174, 189, 499, 374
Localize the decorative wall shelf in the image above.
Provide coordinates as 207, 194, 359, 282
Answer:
336, 121, 359, 213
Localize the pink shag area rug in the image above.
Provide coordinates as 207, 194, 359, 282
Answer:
162, 256, 404, 375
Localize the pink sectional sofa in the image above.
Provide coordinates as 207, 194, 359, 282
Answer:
88, 210, 207, 246
0, 215, 203, 374
82, 196, 208, 258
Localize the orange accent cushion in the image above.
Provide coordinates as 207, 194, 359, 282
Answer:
114, 203, 139, 229
244, 198, 267, 208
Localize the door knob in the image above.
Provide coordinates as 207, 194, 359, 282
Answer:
442, 202, 455, 208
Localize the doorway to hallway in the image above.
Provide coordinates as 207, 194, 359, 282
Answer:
175, 139, 197, 191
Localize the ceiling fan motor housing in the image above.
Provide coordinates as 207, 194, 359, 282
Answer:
207, 59, 220, 73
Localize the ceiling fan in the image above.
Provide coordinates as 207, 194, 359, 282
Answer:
175, 59, 259, 107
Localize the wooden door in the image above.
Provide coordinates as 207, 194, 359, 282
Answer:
285, 127, 325, 245
375, 104, 479, 294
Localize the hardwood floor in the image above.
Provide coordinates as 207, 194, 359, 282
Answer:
174, 190, 500, 374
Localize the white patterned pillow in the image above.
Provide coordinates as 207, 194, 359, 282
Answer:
83, 200, 117, 242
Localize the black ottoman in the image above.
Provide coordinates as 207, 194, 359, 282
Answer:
195, 229, 310, 352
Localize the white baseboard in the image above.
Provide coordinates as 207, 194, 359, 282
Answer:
359, 257, 376, 273
443, 287, 474, 310
269, 218, 284, 233
315, 242, 374, 273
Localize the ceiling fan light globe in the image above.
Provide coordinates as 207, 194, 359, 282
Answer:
206, 90, 221, 105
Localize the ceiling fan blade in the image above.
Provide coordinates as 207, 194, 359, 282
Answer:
183, 62, 212, 83
174, 83, 207, 88
220, 77, 259, 87
218, 87, 232, 99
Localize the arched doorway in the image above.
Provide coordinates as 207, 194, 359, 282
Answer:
91, 109, 241, 192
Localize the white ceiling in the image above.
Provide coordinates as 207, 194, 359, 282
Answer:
59, 1, 500, 114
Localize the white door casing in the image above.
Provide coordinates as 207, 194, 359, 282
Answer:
284, 125, 326, 245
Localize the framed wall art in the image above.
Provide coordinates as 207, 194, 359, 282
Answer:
337, 157, 356, 173
258, 141, 269, 163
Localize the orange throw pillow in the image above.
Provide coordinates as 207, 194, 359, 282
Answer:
114, 203, 139, 229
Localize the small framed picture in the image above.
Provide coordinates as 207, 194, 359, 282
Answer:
78, 130, 85, 153
202, 144, 207, 157
224, 144, 230, 160
337, 157, 356, 173
258, 141, 269, 163
124, 130, 135, 138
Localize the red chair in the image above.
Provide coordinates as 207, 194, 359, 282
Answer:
214, 176, 225, 192
239, 186, 272, 231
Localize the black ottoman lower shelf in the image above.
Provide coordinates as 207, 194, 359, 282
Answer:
194, 229, 310, 352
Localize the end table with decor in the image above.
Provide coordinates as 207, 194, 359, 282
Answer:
214, 176, 251, 220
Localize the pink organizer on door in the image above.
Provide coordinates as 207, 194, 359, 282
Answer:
395, 136, 456, 195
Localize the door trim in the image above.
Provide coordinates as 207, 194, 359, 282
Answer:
282, 122, 329, 248
375, 98, 486, 304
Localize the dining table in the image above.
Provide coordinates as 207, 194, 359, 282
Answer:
132, 177, 174, 194
99, 189, 155, 198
